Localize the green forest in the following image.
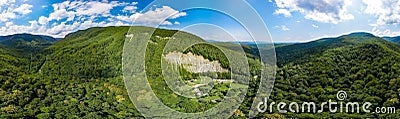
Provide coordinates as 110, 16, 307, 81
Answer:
0, 27, 399, 118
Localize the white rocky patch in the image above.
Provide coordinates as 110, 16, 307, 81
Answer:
164, 52, 228, 73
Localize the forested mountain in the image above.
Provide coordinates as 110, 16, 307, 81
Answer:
275, 32, 397, 66
0, 26, 253, 118
0, 33, 57, 82
0, 27, 399, 118
40, 27, 129, 78
383, 36, 400, 44
0, 27, 139, 118
267, 33, 400, 118
0, 34, 56, 52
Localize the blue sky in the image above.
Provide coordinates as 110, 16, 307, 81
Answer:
1, 0, 400, 42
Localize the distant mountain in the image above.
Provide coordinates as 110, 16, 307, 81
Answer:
0, 34, 57, 53
274, 32, 397, 66
0, 33, 57, 43
271, 33, 400, 118
205, 39, 221, 42
383, 36, 400, 44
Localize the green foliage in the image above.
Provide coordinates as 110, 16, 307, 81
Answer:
143, 29, 242, 114
268, 34, 400, 118
275, 32, 389, 66
0, 28, 140, 118
0, 27, 246, 118
1, 28, 399, 119
41, 26, 129, 78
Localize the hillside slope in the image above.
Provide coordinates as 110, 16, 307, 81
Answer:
2, 27, 400, 118
40, 27, 129, 78
275, 32, 398, 66
267, 33, 400, 118
1, 26, 258, 118
0, 34, 56, 53
0, 27, 139, 118
0, 47, 27, 79
0, 33, 57, 80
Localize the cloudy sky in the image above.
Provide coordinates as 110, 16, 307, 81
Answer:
1, 0, 400, 42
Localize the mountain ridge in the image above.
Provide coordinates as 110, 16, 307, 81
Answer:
0, 33, 57, 42
274, 32, 399, 66
0, 33, 57, 54
383, 36, 400, 44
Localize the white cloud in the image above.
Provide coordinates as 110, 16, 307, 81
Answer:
0, 1, 32, 22
114, 13, 142, 23
312, 24, 319, 28
134, 6, 187, 26
48, 9, 70, 21
13, 4, 33, 15
0, 12, 16, 22
371, 27, 400, 37
122, 6, 137, 12
274, 9, 291, 17
80, 21, 93, 29
162, 21, 173, 26
0, 1, 185, 38
46, 1, 128, 22
281, 25, 290, 31
0, 0, 135, 37
38, 16, 48, 25
1, 20, 43, 36
45, 21, 84, 37
5, 22, 13, 27
0, 0, 15, 6
274, 25, 290, 31
74, 1, 115, 16
274, 0, 354, 24
363, 0, 400, 25
363, 0, 400, 36
101, 21, 129, 27
115, 6, 187, 26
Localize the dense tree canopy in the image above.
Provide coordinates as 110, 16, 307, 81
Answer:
0, 28, 399, 118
